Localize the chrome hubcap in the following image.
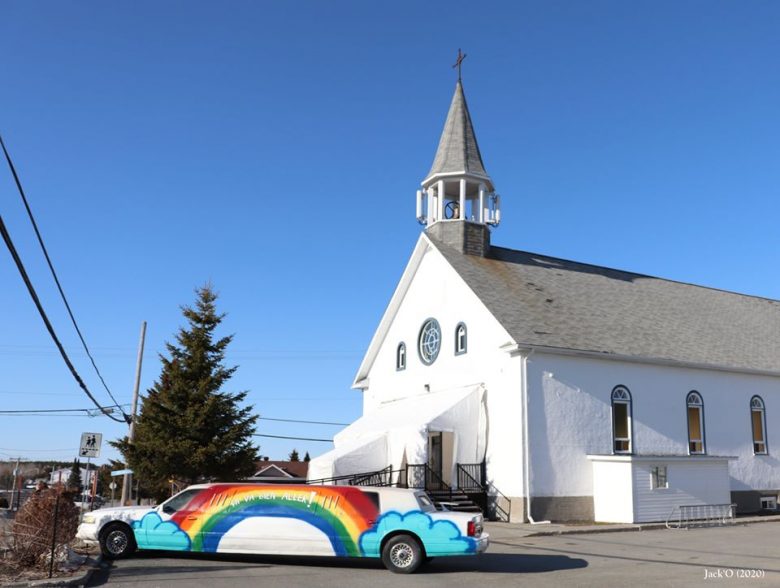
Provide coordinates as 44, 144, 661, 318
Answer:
106, 530, 128, 555
390, 543, 414, 568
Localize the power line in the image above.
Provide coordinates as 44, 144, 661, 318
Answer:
0, 414, 112, 418
0, 133, 128, 420
0, 215, 125, 423
0, 447, 78, 453
253, 433, 333, 442
259, 416, 348, 426
0, 407, 127, 414
0, 405, 130, 418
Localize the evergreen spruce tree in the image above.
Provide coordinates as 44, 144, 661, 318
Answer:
303, 451, 311, 463
112, 285, 259, 500
288, 449, 300, 462
67, 459, 83, 493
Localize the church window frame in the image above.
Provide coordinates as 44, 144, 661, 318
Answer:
611, 385, 633, 454
455, 322, 467, 355
396, 343, 406, 371
686, 391, 706, 455
418, 318, 441, 366
751, 395, 768, 455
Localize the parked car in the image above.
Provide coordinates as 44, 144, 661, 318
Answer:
76, 483, 489, 573
74, 494, 104, 510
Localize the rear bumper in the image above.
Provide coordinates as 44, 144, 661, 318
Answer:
475, 533, 489, 553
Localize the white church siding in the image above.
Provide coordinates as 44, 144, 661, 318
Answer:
526, 351, 780, 520
358, 235, 525, 502
631, 458, 732, 523
588, 455, 732, 523
590, 458, 634, 523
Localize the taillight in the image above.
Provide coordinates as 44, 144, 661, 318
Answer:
467, 518, 483, 537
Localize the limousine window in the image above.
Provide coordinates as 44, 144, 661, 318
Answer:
161, 489, 200, 514
363, 491, 380, 511
415, 492, 436, 512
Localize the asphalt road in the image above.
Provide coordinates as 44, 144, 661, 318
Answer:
88, 521, 780, 587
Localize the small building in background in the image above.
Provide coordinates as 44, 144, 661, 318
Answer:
247, 461, 308, 484
49, 467, 96, 489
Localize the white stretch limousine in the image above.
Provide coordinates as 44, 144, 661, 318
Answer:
77, 483, 489, 573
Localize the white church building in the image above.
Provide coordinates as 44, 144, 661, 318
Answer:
309, 78, 780, 523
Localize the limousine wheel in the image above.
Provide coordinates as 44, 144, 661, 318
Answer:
381, 534, 423, 574
99, 522, 137, 559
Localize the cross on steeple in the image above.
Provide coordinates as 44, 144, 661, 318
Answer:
452, 48, 467, 81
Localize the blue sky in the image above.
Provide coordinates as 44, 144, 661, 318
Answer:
1, 1, 779, 467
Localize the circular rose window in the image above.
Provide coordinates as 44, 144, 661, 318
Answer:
418, 318, 441, 365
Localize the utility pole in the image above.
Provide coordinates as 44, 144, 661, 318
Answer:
11, 457, 20, 510
121, 321, 146, 505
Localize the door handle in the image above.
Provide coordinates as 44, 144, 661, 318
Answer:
186, 516, 198, 521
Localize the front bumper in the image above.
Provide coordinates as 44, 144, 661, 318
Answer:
76, 523, 99, 543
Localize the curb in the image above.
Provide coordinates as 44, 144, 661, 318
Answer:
525, 523, 666, 537
1, 556, 102, 588
521, 515, 780, 537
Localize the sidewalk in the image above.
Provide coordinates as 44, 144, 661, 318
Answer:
485, 513, 780, 539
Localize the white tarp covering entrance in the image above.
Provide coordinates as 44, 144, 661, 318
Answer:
308, 385, 485, 481
306, 434, 388, 481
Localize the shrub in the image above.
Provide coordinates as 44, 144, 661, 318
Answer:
11, 488, 79, 567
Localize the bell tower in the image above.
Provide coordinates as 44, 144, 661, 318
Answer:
416, 53, 501, 236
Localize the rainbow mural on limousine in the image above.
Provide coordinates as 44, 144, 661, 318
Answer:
127, 484, 479, 558
77, 483, 489, 573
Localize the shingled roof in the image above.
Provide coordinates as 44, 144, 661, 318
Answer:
425, 81, 490, 184
429, 235, 780, 373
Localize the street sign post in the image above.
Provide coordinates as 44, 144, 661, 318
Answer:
77, 433, 102, 521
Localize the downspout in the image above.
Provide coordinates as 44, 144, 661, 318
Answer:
521, 350, 550, 525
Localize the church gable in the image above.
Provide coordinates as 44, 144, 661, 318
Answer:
353, 233, 511, 400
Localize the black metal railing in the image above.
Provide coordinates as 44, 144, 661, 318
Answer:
307, 468, 385, 487
405, 464, 450, 491
350, 465, 394, 487
457, 462, 486, 491
486, 485, 512, 522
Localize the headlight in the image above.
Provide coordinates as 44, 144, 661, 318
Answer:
81, 515, 96, 524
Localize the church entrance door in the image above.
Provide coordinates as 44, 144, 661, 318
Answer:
427, 432, 443, 488
427, 431, 455, 488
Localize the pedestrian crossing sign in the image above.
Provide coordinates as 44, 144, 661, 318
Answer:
79, 432, 102, 458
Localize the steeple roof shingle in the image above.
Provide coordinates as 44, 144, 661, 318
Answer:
425, 81, 491, 185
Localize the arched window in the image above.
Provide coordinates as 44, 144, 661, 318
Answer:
455, 323, 467, 355
396, 343, 406, 371
687, 391, 706, 454
611, 386, 632, 453
751, 396, 767, 455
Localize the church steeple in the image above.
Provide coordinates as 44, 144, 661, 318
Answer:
425, 80, 492, 188
416, 72, 501, 230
